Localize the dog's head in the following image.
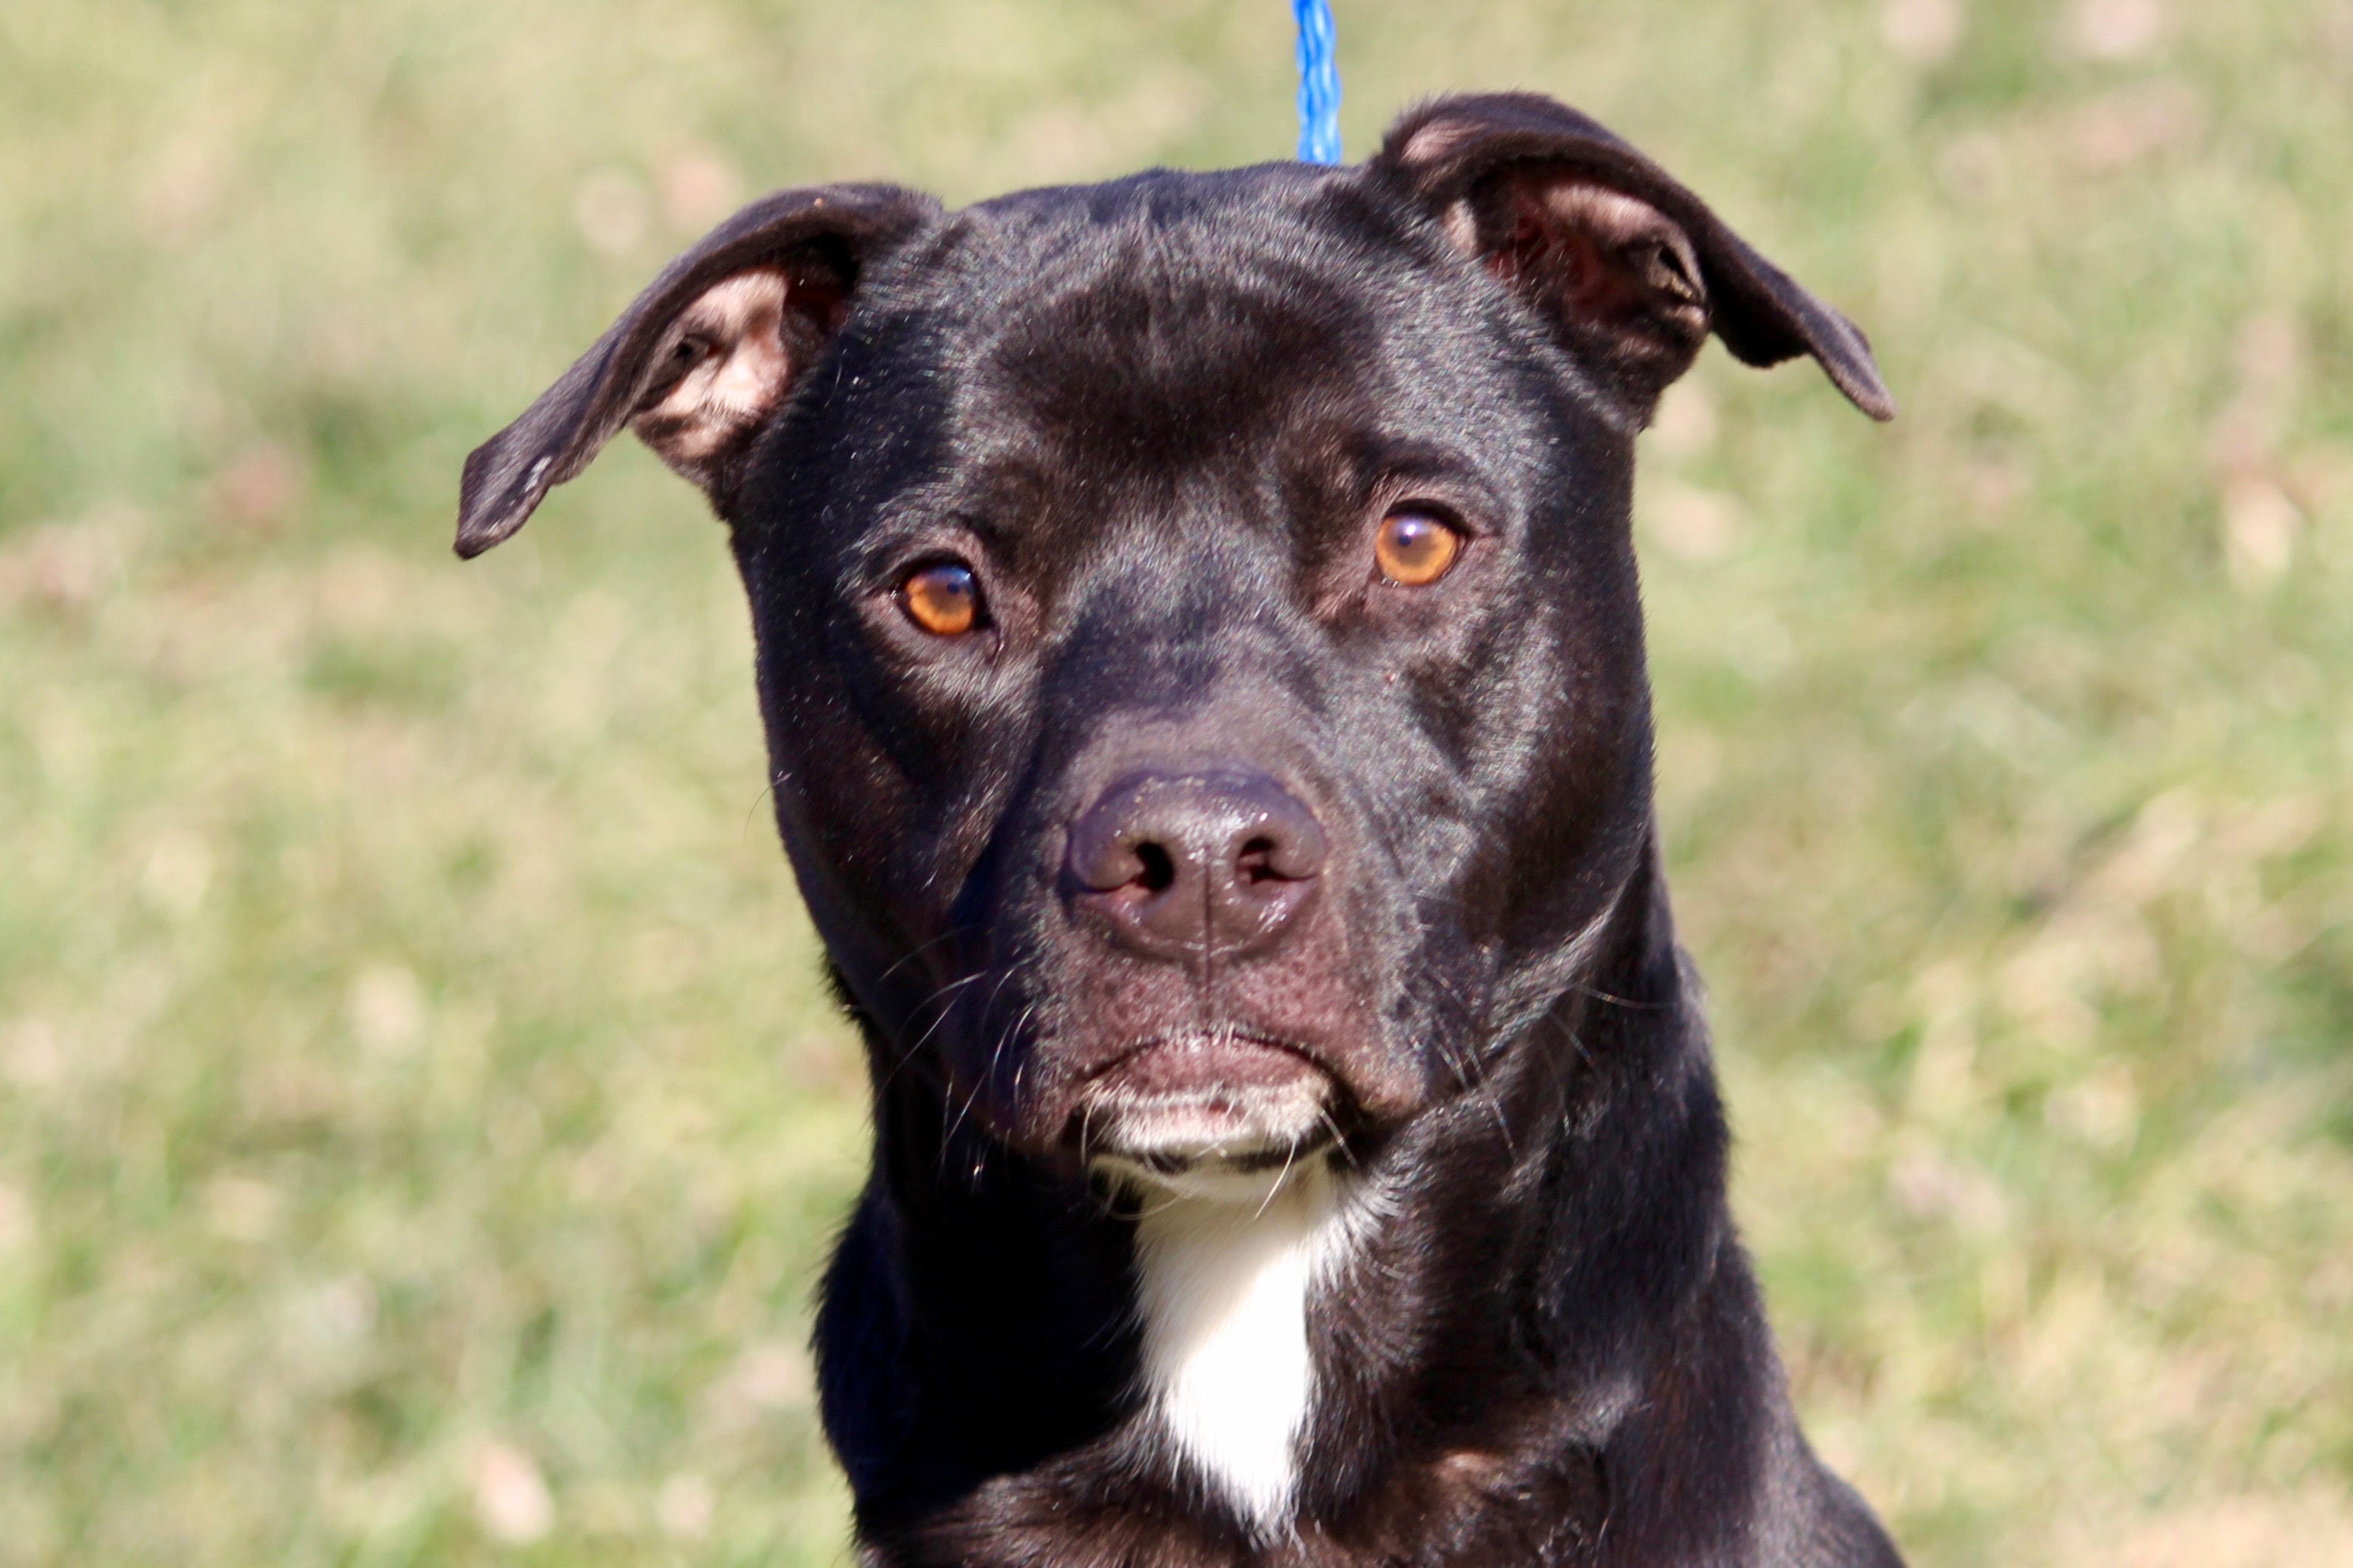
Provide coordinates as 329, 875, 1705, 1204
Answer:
459, 94, 1888, 1190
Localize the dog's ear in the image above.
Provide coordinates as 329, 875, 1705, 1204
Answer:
455, 183, 939, 558
1373, 94, 1892, 423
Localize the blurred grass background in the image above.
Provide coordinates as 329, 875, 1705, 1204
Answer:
2, 0, 2348, 1562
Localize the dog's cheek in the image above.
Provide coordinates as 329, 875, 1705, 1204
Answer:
776, 729, 919, 916
1487, 632, 1651, 959
746, 642, 945, 960
1339, 874, 1465, 1116
754, 608, 1004, 916
1306, 697, 1490, 1104
1402, 584, 1645, 970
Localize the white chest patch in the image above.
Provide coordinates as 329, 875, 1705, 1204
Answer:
1130, 1164, 1358, 1536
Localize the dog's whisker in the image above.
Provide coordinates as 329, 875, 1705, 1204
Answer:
739, 780, 780, 847
906, 969, 1019, 1177
875, 925, 979, 989
968, 1000, 1037, 1152
896, 972, 985, 1086
1314, 1104, 1358, 1172
1254, 1132, 1303, 1220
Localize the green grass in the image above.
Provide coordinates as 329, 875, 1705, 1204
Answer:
2, 0, 2348, 1562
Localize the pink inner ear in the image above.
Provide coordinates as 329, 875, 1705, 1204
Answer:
1460, 170, 1712, 405
631, 268, 797, 478
1485, 174, 1704, 337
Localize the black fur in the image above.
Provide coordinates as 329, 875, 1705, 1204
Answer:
459, 94, 1903, 1567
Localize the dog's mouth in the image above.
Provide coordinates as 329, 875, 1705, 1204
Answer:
1072, 1032, 1338, 1191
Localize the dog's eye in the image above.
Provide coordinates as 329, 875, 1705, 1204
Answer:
1374, 508, 1463, 587
898, 560, 982, 636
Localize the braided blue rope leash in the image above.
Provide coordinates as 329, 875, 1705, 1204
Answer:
1291, 0, 1343, 164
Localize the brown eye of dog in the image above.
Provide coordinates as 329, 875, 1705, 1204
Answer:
1374, 508, 1463, 587
899, 561, 980, 636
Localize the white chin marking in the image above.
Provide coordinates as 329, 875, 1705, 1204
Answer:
1127, 1159, 1357, 1538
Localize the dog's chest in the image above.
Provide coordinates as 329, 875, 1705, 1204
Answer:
1130, 1169, 1356, 1536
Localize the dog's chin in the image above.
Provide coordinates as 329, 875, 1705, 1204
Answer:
1087, 1101, 1335, 1203
1075, 1035, 1337, 1203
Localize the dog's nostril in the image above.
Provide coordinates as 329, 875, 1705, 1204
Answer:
1133, 841, 1177, 893
1235, 836, 1281, 884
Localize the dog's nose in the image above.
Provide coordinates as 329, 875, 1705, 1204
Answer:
1066, 769, 1328, 961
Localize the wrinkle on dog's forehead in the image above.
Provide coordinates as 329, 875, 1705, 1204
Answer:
977, 277, 1372, 477
903, 172, 1438, 425
826, 165, 1619, 578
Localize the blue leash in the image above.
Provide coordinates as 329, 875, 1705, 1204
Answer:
1291, 0, 1343, 164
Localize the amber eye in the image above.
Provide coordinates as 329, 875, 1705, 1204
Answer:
899, 560, 981, 636
1374, 508, 1463, 587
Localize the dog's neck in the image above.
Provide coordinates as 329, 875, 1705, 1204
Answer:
1126, 1160, 1364, 1537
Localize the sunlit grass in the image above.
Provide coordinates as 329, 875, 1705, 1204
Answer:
2, 1, 2348, 1563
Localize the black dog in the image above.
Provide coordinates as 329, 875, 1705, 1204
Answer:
458, 93, 1902, 1567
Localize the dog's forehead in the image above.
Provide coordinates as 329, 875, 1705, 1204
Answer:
957, 168, 1396, 409
951, 159, 1390, 271
851, 164, 1559, 507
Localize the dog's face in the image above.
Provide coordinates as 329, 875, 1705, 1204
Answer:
459, 96, 1888, 1188
748, 164, 1658, 1184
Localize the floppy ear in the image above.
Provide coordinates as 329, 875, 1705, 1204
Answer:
455, 182, 939, 558
1373, 94, 1893, 423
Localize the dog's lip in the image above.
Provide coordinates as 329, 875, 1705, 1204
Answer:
1069, 1031, 1339, 1167
1078, 1030, 1332, 1096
